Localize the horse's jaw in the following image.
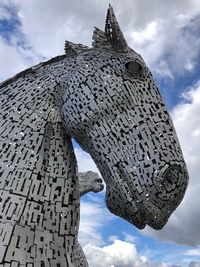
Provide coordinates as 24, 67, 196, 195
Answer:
105, 184, 147, 229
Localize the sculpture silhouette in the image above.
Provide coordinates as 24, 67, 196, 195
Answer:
0, 5, 188, 267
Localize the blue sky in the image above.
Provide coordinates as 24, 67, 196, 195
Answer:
1, 1, 200, 266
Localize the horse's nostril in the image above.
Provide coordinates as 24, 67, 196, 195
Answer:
162, 164, 182, 191
154, 164, 188, 203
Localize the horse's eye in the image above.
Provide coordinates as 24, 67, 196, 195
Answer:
125, 61, 143, 74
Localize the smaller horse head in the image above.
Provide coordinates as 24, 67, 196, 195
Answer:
61, 5, 189, 230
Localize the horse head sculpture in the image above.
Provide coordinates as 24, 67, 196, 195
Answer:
62, 5, 189, 230
0, 5, 189, 266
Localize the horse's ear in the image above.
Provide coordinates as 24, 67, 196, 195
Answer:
104, 5, 130, 53
65, 41, 89, 55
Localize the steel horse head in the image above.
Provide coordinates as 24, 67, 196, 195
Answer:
62, 5, 189, 230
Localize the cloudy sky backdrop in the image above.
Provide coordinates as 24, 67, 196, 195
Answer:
0, 0, 200, 266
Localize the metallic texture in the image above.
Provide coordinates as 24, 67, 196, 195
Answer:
0, 5, 188, 267
78, 171, 104, 196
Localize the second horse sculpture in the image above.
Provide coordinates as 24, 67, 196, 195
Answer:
0, 5, 188, 267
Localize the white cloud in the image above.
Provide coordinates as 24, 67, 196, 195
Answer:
78, 187, 157, 266
0, 0, 199, 81
78, 197, 172, 266
74, 147, 100, 175
83, 238, 186, 267
185, 249, 200, 256
123, 232, 138, 244
0, 5, 12, 20
153, 60, 174, 79
9, 0, 105, 57
83, 238, 200, 266
83, 239, 153, 267
185, 60, 196, 72
121, 1, 200, 77
128, 14, 200, 77
143, 81, 200, 245
79, 199, 113, 246
0, 37, 27, 80
131, 21, 158, 45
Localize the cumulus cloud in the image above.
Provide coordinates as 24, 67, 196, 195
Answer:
78, 196, 157, 266
143, 81, 200, 245
82, 237, 200, 267
6, 0, 106, 57
83, 239, 153, 267
185, 248, 200, 256
79, 199, 113, 246
0, 0, 200, 81
0, 5, 12, 20
0, 37, 27, 80
82, 238, 189, 267
128, 11, 200, 77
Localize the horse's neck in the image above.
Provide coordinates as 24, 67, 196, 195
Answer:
0, 55, 80, 192
1, 56, 74, 169
0, 56, 80, 265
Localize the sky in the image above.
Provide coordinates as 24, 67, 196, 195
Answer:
0, 0, 200, 266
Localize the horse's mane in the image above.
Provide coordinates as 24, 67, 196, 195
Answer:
0, 54, 67, 91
